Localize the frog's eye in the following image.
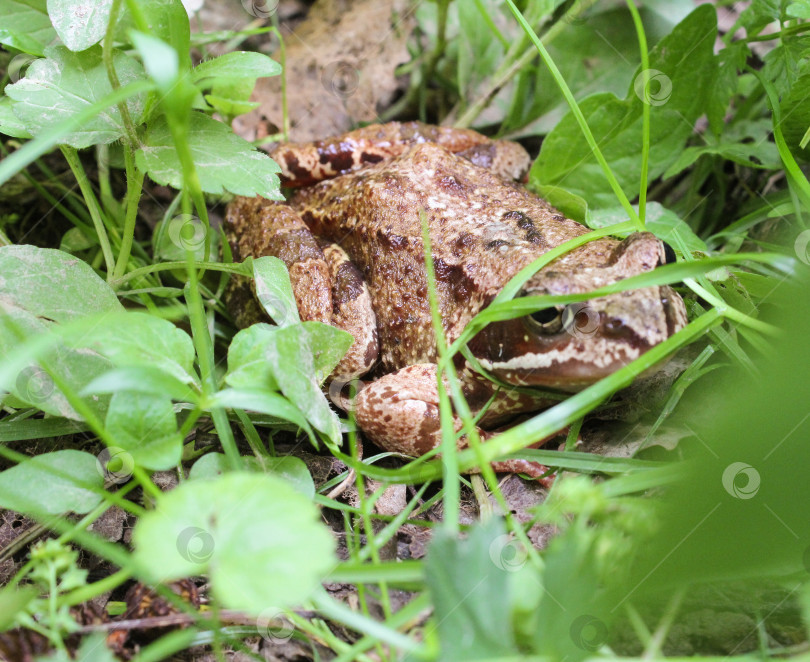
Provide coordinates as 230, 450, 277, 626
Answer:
661, 241, 677, 265
527, 306, 564, 334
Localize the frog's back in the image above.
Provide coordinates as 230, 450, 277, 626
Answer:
290, 142, 610, 368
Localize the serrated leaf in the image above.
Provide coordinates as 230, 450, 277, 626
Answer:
105, 392, 181, 470
0, 450, 104, 516
131, 472, 335, 614
135, 112, 283, 198
780, 69, 810, 161
46, 0, 113, 52
192, 51, 281, 85
5, 45, 146, 148
531, 5, 717, 207
0, 0, 56, 55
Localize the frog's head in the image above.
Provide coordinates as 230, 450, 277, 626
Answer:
469, 232, 687, 389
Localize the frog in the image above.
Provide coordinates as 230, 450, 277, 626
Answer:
225, 121, 687, 479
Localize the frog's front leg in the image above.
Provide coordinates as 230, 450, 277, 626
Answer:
225, 197, 378, 379
354, 364, 554, 481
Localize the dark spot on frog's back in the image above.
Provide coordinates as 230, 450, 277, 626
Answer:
433, 258, 473, 299
333, 261, 365, 308
377, 229, 408, 250
318, 141, 354, 172
502, 210, 543, 245
360, 151, 384, 165
283, 151, 312, 183
437, 175, 467, 195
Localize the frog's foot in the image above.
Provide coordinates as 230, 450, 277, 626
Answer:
269, 121, 530, 186
225, 197, 378, 379
354, 364, 556, 483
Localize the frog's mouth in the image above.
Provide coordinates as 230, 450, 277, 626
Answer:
468, 285, 686, 389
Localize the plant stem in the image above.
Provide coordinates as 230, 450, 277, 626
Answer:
102, 0, 140, 147
60, 146, 116, 279
626, 0, 650, 226
113, 146, 145, 279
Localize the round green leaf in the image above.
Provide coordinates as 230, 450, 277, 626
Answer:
132, 472, 335, 614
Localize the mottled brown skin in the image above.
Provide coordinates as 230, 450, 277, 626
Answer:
225, 122, 687, 480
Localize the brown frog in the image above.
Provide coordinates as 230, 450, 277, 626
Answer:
225, 122, 687, 478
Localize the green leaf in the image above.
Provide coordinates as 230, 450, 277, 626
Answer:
0, 585, 37, 630
707, 42, 748, 136
152, 214, 218, 263
130, 30, 178, 92
225, 324, 281, 391
135, 112, 283, 198
191, 51, 281, 85
5, 45, 146, 149
46, 0, 113, 52
0, 245, 122, 323
203, 79, 259, 119
588, 202, 707, 253
0, 246, 121, 418
302, 322, 353, 383
189, 453, 315, 498
531, 5, 717, 207
225, 322, 346, 447
735, 0, 780, 35
80, 312, 197, 385
115, 0, 190, 60
787, 0, 810, 18
0, 97, 32, 139
0, 450, 104, 516
762, 36, 810, 97
532, 184, 588, 223
780, 69, 810, 162
0, 0, 56, 55
209, 388, 315, 441
253, 256, 300, 327
425, 519, 518, 660
662, 140, 781, 178
83, 365, 198, 402
131, 472, 335, 614
105, 392, 181, 470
